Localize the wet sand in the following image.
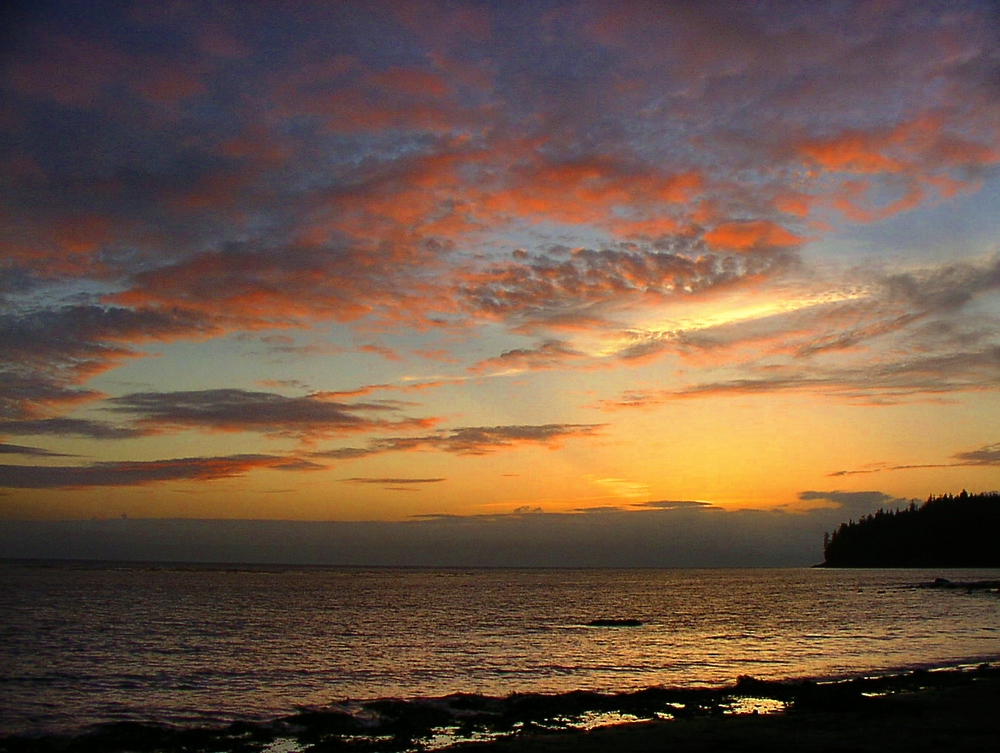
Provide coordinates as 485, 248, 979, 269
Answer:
447, 666, 1000, 753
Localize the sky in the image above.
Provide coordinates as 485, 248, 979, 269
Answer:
1, 0, 999, 565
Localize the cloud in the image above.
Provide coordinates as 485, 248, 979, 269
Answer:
107, 389, 438, 443
596, 256, 1000, 405
0, 417, 145, 440
794, 490, 907, 517
0, 507, 803, 566
108, 244, 445, 330
0, 442, 71, 457
318, 380, 450, 400
702, 221, 803, 253
0, 372, 103, 424
318, 423, 606, 459
342, 476, 446, 491
953, 442, 1000, 466
460, 242, 796, 328
0, 454, 324, 490
0, 495, 891, 566
0, 0, 998, 521
607, 256, 1000, 369
468, 339, 588, 374
795, 116, 999, 222
343, 477, 446, 485
829, 441, 1000, 476
600, 345, 1000, 407
636, 499, 720, 511
881, 257, 1000, 312
0, 305, 217, 419
358, 343, 403, 361
2, 2, 996, 380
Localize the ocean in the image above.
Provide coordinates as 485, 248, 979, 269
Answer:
1, 562, 999, 746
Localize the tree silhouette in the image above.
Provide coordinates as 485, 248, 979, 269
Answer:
822, 491, 1000, 567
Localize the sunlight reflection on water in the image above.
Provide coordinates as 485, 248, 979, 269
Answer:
2, 564, 999, 736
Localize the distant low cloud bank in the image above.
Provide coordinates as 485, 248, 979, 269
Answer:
0, 495, 903, 567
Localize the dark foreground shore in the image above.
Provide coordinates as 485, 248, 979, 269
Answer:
2, 664, 999, 753
453, 665, 1000, 753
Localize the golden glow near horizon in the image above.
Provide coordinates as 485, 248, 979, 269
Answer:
1, 1, 999, 567
592, 286, 871, 359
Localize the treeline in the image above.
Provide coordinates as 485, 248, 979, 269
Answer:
822, 491, 1000, 567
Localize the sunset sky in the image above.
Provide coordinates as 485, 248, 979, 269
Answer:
1, 1, 999, 564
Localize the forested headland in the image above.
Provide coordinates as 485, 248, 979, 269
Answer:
821, 491, 1000, 567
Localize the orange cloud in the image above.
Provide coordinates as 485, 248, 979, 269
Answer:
108, 249, 381, 327
703, 221, 802, 252
798, 132, 904, 174
796, 115, 999, 222
773, 191, 815, 218
479, 160, 706, 234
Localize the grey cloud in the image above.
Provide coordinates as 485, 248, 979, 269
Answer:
603, 344, 1000, 407
796, 490, 908, 517
0, 417, 145, 440
0, 268, 42, 300
793, 311, 924, 358
320, 447, 379, 460
608, 257, 1000, 369
319, 423, 606, 459
470, 339, 586, 374
0, 453, 323, 490
343, 477, 446, 485
882, 257, 1000, 312
631, 257, 1000, 368
0, 504, 834, 567
0, 442, 71, 457
1, 305, 214, 364
108, 388, 435, 440
462, 244, 794, 324
952, 443, 1000, 467
0, 305, 216, 419
0, 371, 103, 422
826, 440, 1000, 477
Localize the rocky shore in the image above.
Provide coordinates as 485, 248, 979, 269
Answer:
452, 664, 1000, 753
3, 664, 998, 753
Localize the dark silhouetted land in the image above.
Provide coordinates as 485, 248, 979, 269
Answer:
821, 490, 1000, 567
4, 665, 1000, 753
449, 666, 1000, 753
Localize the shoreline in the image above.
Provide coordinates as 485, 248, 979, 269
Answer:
3, 662, 999, 753
453, 663, 1000, 753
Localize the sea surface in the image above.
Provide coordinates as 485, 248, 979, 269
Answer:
1, 562, 999, 739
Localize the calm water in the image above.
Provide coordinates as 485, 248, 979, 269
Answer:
1, 563, 999, 737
